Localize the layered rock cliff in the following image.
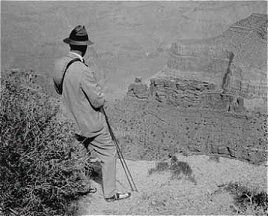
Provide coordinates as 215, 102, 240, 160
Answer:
165, 13, 267, 113
108, 14, 267, 164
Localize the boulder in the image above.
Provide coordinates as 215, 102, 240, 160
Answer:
127, 77, 149, 99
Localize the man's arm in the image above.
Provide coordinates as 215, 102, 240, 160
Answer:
81, 68, 105, 109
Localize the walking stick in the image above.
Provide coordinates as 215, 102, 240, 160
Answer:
101, 107, 138, 192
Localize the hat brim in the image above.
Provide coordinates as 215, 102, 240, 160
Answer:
63, 38, 93, 46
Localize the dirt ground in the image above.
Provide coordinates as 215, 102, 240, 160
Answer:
77, 154, 267, 215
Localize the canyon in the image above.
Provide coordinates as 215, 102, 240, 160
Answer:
108, 13, 267, 164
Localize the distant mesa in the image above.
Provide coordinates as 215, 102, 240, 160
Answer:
166, 43, 235, 92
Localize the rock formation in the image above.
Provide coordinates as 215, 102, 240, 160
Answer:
109, 14, 267, 165
149, 78, 245, 113
127, 77, 149, 99
165, 13, 267, 113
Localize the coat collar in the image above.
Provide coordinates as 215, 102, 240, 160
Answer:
68, 51, 84, 62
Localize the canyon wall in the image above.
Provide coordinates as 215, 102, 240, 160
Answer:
109, 14, 267, 164
165, 13, 267, 113
110, 76, 267, 164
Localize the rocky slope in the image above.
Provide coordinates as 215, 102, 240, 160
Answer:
108, 14, 267, 165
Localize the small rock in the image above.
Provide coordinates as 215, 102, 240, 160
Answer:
135, 77, 142, 83
151, 200, 156, 205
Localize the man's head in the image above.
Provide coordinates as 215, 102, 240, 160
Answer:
69, 44, 88, 57
63, 25, 93, 56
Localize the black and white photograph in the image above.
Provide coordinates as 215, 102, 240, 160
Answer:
1, 0, 267, 215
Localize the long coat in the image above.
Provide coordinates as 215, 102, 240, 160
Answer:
53, 52, 105, 138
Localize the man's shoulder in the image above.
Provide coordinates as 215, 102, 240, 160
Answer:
54, 56, 71, 70
55, 56, 86, 71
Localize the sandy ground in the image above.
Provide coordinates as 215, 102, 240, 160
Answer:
77, 154, 267, 215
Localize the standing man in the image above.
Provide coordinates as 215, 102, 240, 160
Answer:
53, 25, 131, 202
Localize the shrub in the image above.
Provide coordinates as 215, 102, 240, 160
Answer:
148, 161, 169, 175
0, 71, 92, 215
208, 154, 220, 162
148, 155, 196, 184
224, 182, 268, 215
169, 156, 196, 184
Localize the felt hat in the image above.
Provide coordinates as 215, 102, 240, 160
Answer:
63, 25, 93, 46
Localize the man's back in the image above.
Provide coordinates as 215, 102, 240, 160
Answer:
53, 52, 105, 137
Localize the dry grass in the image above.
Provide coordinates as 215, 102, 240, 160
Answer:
77, 153, 267, 215
0, 70, 93, 216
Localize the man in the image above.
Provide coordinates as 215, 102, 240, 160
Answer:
53, 25, 131, 202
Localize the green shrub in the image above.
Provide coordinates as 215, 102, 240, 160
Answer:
0, 71, 92, 216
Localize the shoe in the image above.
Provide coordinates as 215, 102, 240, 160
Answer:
77, 186, 97, 196
88, 187, 97, 194
105, 192, 131, 202
89, 157, 101, 163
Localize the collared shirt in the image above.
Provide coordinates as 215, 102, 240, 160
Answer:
69, 51, 84, 62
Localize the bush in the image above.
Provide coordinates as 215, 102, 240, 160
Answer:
148, 156, 196, 184
148, 161, 169, 175
169, 156, 196, 184
0, 71, 92, 215
224, 182, 268, 215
